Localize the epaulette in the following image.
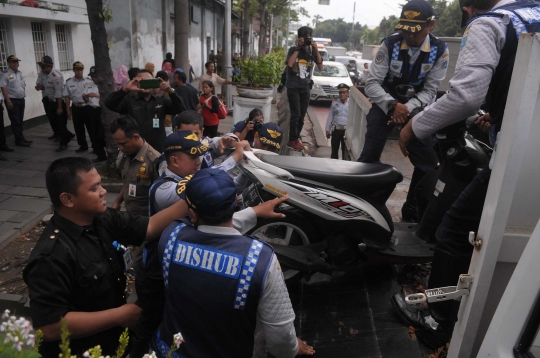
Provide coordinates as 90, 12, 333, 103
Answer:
38, 224, 64, 256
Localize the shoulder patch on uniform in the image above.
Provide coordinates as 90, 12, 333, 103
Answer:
375, 51, 385, 64
159, 182, 173, 190
201, 137, 210, 146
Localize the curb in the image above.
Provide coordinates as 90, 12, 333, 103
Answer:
0, 206, 53, 251
307, 107, 330, 148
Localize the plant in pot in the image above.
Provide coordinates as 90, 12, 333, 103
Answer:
235, 50, 285, 99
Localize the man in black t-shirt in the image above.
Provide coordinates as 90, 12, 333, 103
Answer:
285, 26, 323, 151
173, 71, 199, 111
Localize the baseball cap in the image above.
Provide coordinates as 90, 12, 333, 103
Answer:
185, 169, 237, 217
257, 123, 283, 150
88, 66, 98, 76
164, 130, 211, 156
395, 0, 434, 33
73, 61, 84, 69
37, 56, 53, 68
7, 55, 20, 62
337, 83, 350, 92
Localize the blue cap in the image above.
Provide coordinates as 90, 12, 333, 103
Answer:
186, 169, 237, 217
395, 0, 434, 33
37, 56, 53, 68
257, 123, 283, 150
164, 130, 210, 156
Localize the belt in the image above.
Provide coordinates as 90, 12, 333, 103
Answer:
73, 103, 85, 107
334, 125, 346, 130
88, 105, 99, 109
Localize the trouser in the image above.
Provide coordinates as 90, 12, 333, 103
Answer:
428, 165, 492, 324
357, 104, 438, 173
330, 128, 346, 159
287, 86, 310, 142
85, 106, 107, 158
203, 125, 218, 138
0, 107, 5, 146
6, 98, 25, 142
43, 98, 70, 145
72, 105, 88, 148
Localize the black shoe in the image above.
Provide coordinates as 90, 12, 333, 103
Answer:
15, 140, 31, 147
93, 157, 107, 163
21, 138, 33, 144
48, 134, 58, 140
401, 203, 418, 222
69, 132, 75, 139
0, 144, 14, 152
391, 293, 430, 330
56, 145, 68, 152
0, 153, 6, 161
90, 149, 96, 154
75, 146, 89, 153
416, 324, 453, 349
54, 137, 60, 142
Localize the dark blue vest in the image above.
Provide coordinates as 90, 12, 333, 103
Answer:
382, 33, 447, 103
157, 221, 274, 358
468, 0, 540, 127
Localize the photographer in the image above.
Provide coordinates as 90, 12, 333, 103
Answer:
233, 108, 264, 144
285, 26, 323, 151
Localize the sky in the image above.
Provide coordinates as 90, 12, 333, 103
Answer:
297, 0, 404, 29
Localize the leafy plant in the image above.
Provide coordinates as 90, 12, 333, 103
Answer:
236, 51, 285, 88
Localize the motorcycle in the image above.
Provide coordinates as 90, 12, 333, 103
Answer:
233, 114, 491, 282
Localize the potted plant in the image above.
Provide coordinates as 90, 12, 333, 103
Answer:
235, 48, 285, 99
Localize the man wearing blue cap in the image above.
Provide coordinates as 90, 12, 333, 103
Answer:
357, 0, 449, 222
153, 168, 314, 358
325, 83, 350, 159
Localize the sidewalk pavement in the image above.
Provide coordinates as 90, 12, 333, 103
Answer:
0, 120, 118, 249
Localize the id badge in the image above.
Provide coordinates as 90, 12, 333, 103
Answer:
153, 116, 160, 128
128, 183, 137, 197
123, 249, 134, 271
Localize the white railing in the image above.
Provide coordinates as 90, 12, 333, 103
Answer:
344, 86, 371, 161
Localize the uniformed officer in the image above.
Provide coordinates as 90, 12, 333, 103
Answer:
0, 91, 9, 160
152, 169, 314, 358
63, 61, 93, 152
35, 55, 73, 151
357, 0, 449, 222
0, 55, 32, 148
325, 83, 349, 160
111, 115, 160, 216
83, 66, 107, 162
22, 157, 189, 358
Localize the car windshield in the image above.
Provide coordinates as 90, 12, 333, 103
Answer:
314, 64, 349, 77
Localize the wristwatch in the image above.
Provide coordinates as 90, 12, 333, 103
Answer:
387, 101, 398, 116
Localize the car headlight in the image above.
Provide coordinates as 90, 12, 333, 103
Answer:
313, 84, 321, 90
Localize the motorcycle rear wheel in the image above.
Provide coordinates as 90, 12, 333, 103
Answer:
250, 218, 313, 282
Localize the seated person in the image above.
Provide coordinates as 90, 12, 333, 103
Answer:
232, 108, 264, 143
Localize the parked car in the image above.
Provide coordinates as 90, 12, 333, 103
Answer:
310, 61, 353, 102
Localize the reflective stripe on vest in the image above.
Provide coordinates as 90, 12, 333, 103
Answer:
234, 239, 264, 310
162, 223, 186, 288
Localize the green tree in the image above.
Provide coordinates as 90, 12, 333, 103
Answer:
433, 0, 464, 37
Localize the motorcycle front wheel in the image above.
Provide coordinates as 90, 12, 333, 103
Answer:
249, 216, 314, 282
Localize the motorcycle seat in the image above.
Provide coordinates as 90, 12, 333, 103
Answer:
259, 156, 403, 191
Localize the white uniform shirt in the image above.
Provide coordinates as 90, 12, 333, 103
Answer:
63, 76, 92, 105
325, 99, 349, 131
36, 69, 64, 101
411, 0, 514, 139
84, 80, 101, 107
0, 68, 26, 99
365, 34, 450, 114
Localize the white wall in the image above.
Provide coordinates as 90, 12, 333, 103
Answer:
1, 5, 94, 125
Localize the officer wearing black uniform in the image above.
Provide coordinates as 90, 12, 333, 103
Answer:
35, 55, 73, 151
357, 0, 449, 221
22, 157, 189, 358
325, 83, 349, 159
392, 0, 540, 349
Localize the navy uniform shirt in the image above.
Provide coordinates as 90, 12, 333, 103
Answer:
23, 209, 149, 358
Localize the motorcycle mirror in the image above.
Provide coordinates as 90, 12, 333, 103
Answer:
395, 84, 416, 98
349, 72, 356, 76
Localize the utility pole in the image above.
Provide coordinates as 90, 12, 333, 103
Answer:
286, 5, 290, 48
225, 0, 232, 109
352, 2, 356, 31
175, 0, 190, 78
269, 14, 274, 52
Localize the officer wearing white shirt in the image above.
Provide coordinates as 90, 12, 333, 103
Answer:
0, 90, 7, 160
325, 83, 349, 159
83, 66, 107, 162
0, 55, 32, 148
357, 0, 449, 222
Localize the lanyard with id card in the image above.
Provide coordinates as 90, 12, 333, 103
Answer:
153, 114, 160, 128
112, 241, 134, 271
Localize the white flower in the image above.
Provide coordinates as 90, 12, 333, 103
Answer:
83, 352, 91, 357
173, 332, 184, 348
1, 309, 9, 320
142, 352, 158, 358
13, 340, 22, 352
4, 332, 13, 344
26, 334, 35, 347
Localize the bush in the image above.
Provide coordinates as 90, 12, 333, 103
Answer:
236, 51, 286, 88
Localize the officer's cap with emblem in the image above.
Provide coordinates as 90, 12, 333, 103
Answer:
7, 55, 20, 62
395, 0, 434, 33
185, 168, 237, 217
164, 130, 211, 156
257, 123, 283, 150
88, 66, 98, 77
37, 56, 54, 68
73, 61, 84, 70
337, 83, 350, 92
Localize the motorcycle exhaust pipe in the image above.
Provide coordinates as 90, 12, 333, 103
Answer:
271, 242, 331, 272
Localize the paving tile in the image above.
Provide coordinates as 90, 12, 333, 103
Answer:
0, 209, 18, 222
5, 187, 49, 197
0, 197, 52, 213
0, 194, 10, 203
3, 146, 48, 155
0, 222, 21, 249
0, 185, 12, 193
10, 162, 51, 171
0, 168, 44, 177
0, 175, 36, 187
4, 211, 38, 223
0, 160, 18, 169
0, 152, 37, 160
25, 178, 47, 188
